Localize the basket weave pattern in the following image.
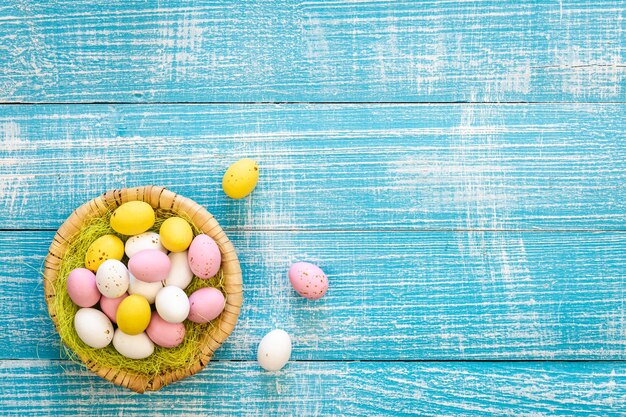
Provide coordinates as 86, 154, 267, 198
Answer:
43, 186, 243, 393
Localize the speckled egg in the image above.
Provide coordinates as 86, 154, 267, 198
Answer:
85, 234, 124, 272
66, 268, 101, 307
187, 287, 226, 323
128, 249, 171, 283
257, 329, 291, 371
146, 312, 186, 348
99, 293, 128, 323
288, 262, 328, 300
155, 286, 190, 323
95, 259, 130, 298
125, 232, 167, 258
163, 251, 193, 289
116, 294, 151, 335
74, 308, 114, 349
222, 158, 259, 199
159, 217, 193, 253
110, 201, 155, 236
188, 234, 221, 279
112, 329, 154, 359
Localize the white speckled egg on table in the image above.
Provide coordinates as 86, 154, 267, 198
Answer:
125, 232, 167, 258
112, 329, 154, 359
74, 308, 114, 349
257, 329, 292, 371
95, 259, 130, 298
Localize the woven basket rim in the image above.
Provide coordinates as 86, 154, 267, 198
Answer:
43, 186, 243, 393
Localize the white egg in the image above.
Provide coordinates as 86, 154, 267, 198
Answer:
257, 329, 292, 371
74, 308, 114, 349
95, 259, 129, 298
112, 329, 154, 359
125, 232, 167, 258
128, 273, 163, 304
163, 251, 194, 289
155, 286, 190, 323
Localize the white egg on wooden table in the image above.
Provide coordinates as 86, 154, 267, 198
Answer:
257, 329, 292, 371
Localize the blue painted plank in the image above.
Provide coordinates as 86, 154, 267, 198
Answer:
0, 1, 624, 102
1, 360, 625, 416
1, 104, 625, 230
3, 230, 626, 360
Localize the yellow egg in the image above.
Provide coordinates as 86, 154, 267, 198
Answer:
116, 294, 151, 335
110, 201, 155, 236
85, 234, 124, 272
160, 217, 193, 252
222, 158, 259, 199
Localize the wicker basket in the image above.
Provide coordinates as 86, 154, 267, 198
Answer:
43, 186, 243, 393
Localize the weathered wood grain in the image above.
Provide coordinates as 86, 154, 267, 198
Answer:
3, 230, 626, 360
1, 104, 625, 230
1, 360, 625, 416
0, 1, 624, 103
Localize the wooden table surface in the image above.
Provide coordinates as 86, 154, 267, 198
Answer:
1, 1, 625, 415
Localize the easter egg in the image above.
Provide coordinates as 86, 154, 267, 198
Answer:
288, 262, 328, 300
146, 312, 186, 348
187, 287, 225, 323
128, 249, 171, 283
160, 217, 193, 252
99, 293, 128, 323
85, 234, 124, 272
116, 294, 151, 335
188, 234, 221, 279
128, 273, 163, 304
125, 232, 167, 258
222, 158, 259, 199
74, 308, 114, 349
66, 268, 100, 307
95, 259, 130, 298
257, 329, 291, 371
163, 251, 194, 289
112, 329, 154, 359
110, 201, 155, 236
155, 286, 190, 323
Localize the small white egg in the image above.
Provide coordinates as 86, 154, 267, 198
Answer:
257, 329, 292, 371
128, 273, 163, 304
163, 251, 194, 289
95, 259, 129, 298
155, 286, 190, 323
74, 308, 114, 349
125, 232, 168, 258
112, 329, 155, 359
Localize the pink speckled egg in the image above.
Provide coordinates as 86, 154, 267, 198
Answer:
66, 268, 101, 307
188, 234, 221, 279
146, 311, 185, 348
99, 293, 129, 323
187, 287, 226, 323
128, 249, 171, 283
288, 262, 328, 300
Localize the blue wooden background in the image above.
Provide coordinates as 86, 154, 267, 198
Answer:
1, 1, 625, 416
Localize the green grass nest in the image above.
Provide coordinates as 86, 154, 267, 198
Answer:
50, 209, 225, 378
